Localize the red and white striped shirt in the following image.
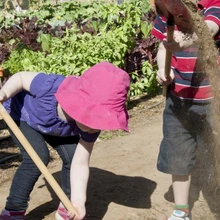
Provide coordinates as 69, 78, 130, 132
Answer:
152, 0, 220, 102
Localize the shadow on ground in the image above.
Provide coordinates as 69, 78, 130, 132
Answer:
26, 167, 157, 220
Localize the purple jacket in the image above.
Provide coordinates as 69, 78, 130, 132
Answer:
3, 73, 100, 142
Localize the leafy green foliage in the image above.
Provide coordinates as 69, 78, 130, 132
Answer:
3, 26, 133, 75
0, 0, 160, 98
128, 61, 158, 97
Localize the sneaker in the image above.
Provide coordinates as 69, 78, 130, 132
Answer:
0, 210, 25, 220
168, 210, 190, 220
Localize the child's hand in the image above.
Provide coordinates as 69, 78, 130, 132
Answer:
68, 202, 86, 220
0, 90, 7, 102
156, 68, 174, 86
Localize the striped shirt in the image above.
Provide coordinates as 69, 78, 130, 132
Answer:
151, 0, 220, 102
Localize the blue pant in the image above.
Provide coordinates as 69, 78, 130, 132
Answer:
157, 92, 214, 175
5, 121, 79, 211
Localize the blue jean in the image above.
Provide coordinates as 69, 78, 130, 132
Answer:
5, 121, 79, 211
157, 92, 214, 175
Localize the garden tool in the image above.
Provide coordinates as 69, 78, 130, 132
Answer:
154, 0, 194, 96
0, 103, 78, 217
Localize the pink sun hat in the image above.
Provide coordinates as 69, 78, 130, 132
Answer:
55, 62, 130, 132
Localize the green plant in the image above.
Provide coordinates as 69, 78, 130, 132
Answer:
1, 0, 159, 99
129, 61, 158, 98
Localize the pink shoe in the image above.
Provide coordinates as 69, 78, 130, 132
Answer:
0, 210, 25, 220
55, 204, 86, 220
55, 204, 69, 220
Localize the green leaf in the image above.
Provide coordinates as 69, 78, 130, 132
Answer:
9, 39, 16, 45
140, 22, 148, 38
38, 34, 52, 52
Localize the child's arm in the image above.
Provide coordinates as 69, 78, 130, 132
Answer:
163, 20, 219, 53
0, 71, 39, 101
69, 138, 94, 220
157, 42, 167, 70
205, 20, 219, 37
163, 30, 198, 52
156, 42, 175, 86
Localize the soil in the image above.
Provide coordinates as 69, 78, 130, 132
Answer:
183, 0, 220, 185
0, 94, 220, 220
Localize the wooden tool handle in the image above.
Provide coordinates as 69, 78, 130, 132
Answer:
162, 19, 175, 97
0, 103, 78, 216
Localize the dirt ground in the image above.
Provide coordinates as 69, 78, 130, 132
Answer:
0, 94, 220, 220
1, 1, 220, 219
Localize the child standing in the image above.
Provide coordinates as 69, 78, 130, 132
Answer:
152, 0, 220, 219
0, 61, 130, 220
